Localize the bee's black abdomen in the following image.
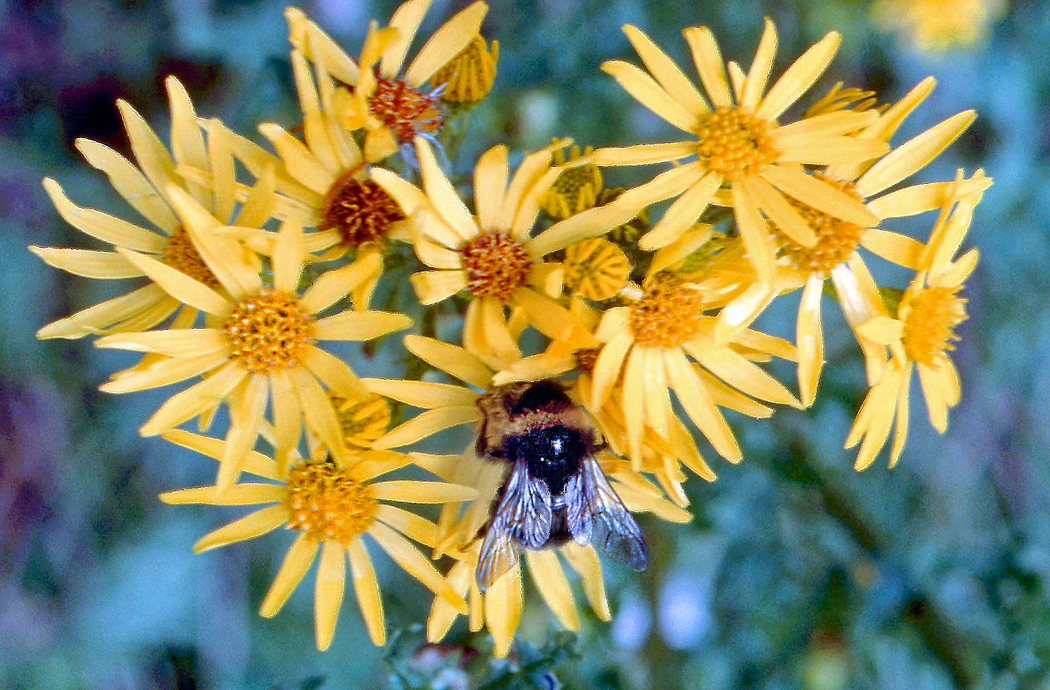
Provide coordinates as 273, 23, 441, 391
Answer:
504, 424, 586, 496
511, 379, 571, 415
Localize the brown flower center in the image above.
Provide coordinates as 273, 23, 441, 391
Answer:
575, 347, 601, 373
286, 461, 377, 544
320, 172, 405, 248
368, 74, 443, 142
162, 227, 220, 290
459, 232, 533, 301
224, 290, 312, 374
695, 106, 779, 181
901, 285, 967, 366
629, 274, 707, 348
773, 178, 865, 276
329, 392, 392, 449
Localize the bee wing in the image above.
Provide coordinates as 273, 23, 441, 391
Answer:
476, 460, 553, 590
570, 456, 649, 572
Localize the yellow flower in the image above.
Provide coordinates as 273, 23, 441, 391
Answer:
415, 447, 689, 657
431, 34, 499, 105
329, 389, 393, 450
871, 0, 1006, 51
286, 0, 487, 151
847, 171, 987, 469
803, 81, 884, 119
372, 138, 636, 356
30, 78, 255, 340
159, 429, 476, 650
93, 192, 412, 490
562, 238, 632, 301
586, 271, 800, 465
595, 20, 888, 284
773, 78, 983, 406
541, 144, 603, 220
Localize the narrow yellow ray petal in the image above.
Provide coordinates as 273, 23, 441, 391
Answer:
313, 310, 413, 341
138, 362, 245, 435
203, 118, 236, 224
638, 171, 720, 250
621, 346, 647, 464
347, 537, 386, 645
216, 374, 268, 492
524, 550, 579, 630
561, 543, 611, 621
590, 329, 633, 410
161, 428, 280, 479
291, 366, 349, 463
116, 248, 229, 315
643, 347, 672, 440
416, 138, 478, 240
159, 482, 285, 506
403, 334, 493, 389
741, 18, 777, 109
259, 533, 319, 617
116, 99, 179, 204
616, 163, 705, 225
272, 221, 306, 295
370, 522, 468, 613
193, 504, 287, 553
682, 26, 733, 108
361, 379, 477, 409
300, 252, 383, 315
889, 364, 913, 468
410, 269, 468, 305
257, 123, 332, 195
797, 275, 825, 408
375, 504, 439, 547
601, 60, 699, 133
687, 343, 800, 407
74, 138, 178, 232
404, 1, 488, 86
499, 141, 565, 231
514, 288, 572, 341
756, 31, 840, 121
623, 24, 709, 116
314, 541, 346, 651
270, 371, 302, 478
101, 351, 228, 394
860, 229, 924, 270
370, 167, 429, 219
378, 0, 431, 77
485, 564, 523, 658
42, 178, 167, 253
287, 7, 360, 85
165, 77, 209, 206
95, 328, 225, 356
290, 50, 340, 174
761, 165, 877, 227
29, 247, 141, 279
856, 111, 977, 198
370, 480, 477, 504
427, 560, 471, 642
591, 141, 697, 166
665, 349, 742, 462
731, 181, 775, 285
372, 406, 481, 450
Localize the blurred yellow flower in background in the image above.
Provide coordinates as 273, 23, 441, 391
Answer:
871, 0, 1006, 52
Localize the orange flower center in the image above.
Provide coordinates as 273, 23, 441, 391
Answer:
329, 392, 392, 449
286, 461, 377, 544
773, 178, 866, 275
162, 227, 220, 290
901, 285, 967, 366
629, 274, 707, 348
320, 172, 405, 248
459, 232, 533, 301
224, 290, 312, 374
368, 75, 443, 142
695, 106, 779, 181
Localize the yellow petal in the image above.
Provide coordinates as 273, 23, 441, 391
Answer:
31, 246, 142, 279
601, 59, 699, 133
776, 135, 889, 166
741, 18, 777, 109
159, 482, 284, 506
216, 374, 268, 491
369, 522, 468, 613
682, 26, 733, 108
75, 138, 178, 233
116, 99, 180, 205
761, 165, 877, 227
193, 504, 287, 553
745, 174, 817, 248
755, 31, 840, 121
100, 351, 228, 394
411, 269, 467, 305
95, 328, 226, 356
590, 329, 633, 410
370, 480, 477, 504
138, 362, 245, 435
161, 428, 280, 479
416, 138, 478, 240
640, 171, 720, 250
374, 504, 439, 547
427, 559, 471, 642
313, 541, 346, 651
524, 550, 579, 630
404, 0, 487, 86
485, 563, 523, 658
270, 371, 302, 477
260, 533, 319, 617
347, 537, 386, 645
379, 0, 432, 77
860, 229, 924, 270
889, 364, 913, 468
687, 342, 799, 407
856, 316, 904, 346
623, 25, 709, 117
313, 310, 412, 341
363, 379, 477, 409
591, 141, 697, 166
731, 181, 775, 285
796, 275, 824, 408
372, 406, 481, 450
403, 334, 493, 388
116, 248, 229, 315
472, 144, 509, 232
257, 123, 331, 195
560, 543, 611, 621
665, 349, 741, 462
42, 178, 166, 253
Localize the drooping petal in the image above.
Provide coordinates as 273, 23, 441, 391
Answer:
260, 533, 319, 617
524, 550, 579, 630
193, 504, 287, 553
347, 537, 386, 645
139, 362, 245, 435
314, 541, 346, 651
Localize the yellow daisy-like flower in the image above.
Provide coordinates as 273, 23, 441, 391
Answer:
329, 389, 393, 450
775, 78, 983, 406
93, 190, 412, 489
159, 429, 476, 650
587, 271, 800, 465
431, 34, 499, 105
541, 144, 603, 220
31, 78, 258, 340
372, 138, 636, 355
871, 0, 1006, 52
846, 171, 987, 469
287, 0, 487, 151
595, 20, 888, 283
562, 238, 632, 301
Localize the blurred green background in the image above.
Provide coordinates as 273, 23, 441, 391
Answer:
2, 0, 1048, 688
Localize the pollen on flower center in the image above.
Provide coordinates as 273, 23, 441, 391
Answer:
901, 286, 967, 366
320, 172, 405, 248
368, 74, 443, 142
224, 290, 312, 374
629, 274, 707, 348
286, 461, 377, 544
695, 106, 779, 181
774, 179, 865, 275
459, 232, 533, 301
162, 227, 220, 290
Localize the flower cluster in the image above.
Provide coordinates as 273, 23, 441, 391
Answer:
32, 0, 988, 655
